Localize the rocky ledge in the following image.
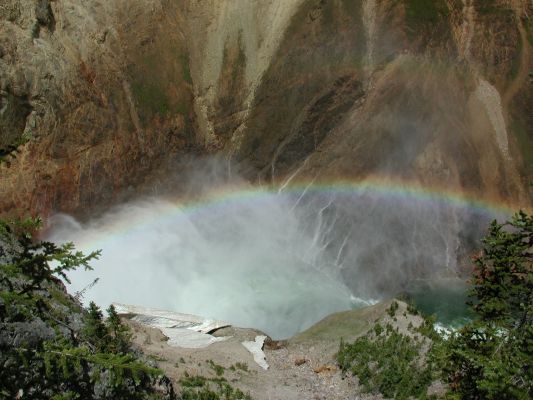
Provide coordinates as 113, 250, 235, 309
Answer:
121, 299, 436, 400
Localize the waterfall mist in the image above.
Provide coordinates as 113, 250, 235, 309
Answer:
47, 172, 498, 339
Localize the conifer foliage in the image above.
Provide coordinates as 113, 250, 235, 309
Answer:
444, 211, 532, 399
0, 218, 174, 399
336, 211, 532, 399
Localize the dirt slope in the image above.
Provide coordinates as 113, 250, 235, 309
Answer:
126, 300, 422, 400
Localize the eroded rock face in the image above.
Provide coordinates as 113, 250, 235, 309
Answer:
0, 0, 195, 217
233, 0, 531, 204
0, 0, 531, 217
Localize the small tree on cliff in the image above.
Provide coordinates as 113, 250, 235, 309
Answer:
445, 211, 532, 399
106, 304, 133, 353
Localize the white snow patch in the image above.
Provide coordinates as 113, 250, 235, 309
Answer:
242, 335, 269, 370
113, 303, 230, 349
159, 328, 227, 349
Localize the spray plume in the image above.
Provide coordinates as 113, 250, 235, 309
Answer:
47, 168, 502, 339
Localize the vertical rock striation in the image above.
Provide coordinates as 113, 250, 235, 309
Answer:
0, 0, 531, 217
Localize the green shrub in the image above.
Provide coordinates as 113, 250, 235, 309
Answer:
206, 360, 225, 377
179, 376, 252, 400
337, 323, 437, 399
388, 300, 399, 317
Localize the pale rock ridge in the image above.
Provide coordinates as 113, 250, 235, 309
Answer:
363, 0, 377, 72
458, 0, 475, 62
454, 0, 511, 161
185, 0, 305, 147
474, 78, 510, 160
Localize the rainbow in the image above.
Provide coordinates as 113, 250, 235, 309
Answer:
165, 175, 527, 218
59, 176, 529, 251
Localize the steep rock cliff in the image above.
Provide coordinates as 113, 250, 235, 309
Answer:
231, 0, 531, 204
0, 0, 531, 217
0, 0, 195, 216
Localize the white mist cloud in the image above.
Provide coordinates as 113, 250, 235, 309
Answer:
47, 178, 496, 339
48, 193, 355, 339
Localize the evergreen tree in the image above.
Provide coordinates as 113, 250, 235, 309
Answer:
106, 304, 132, 354
83, 302, 108, 350
469, 211, 532, 328
0, 218, 173, 399
445, 211, 532, 399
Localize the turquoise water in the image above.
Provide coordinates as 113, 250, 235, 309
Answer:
403, 279, 475, 328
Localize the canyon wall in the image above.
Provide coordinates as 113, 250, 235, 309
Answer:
1, 0, 531, 217
0, 0, 195, 216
